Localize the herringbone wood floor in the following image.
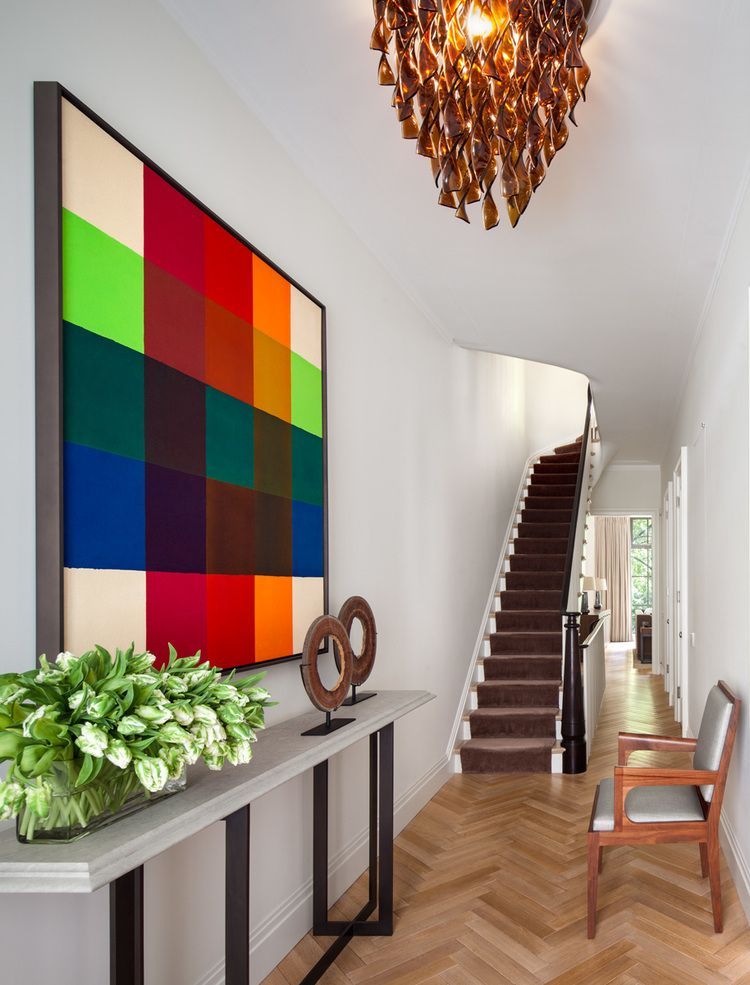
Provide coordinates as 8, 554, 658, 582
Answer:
262, 646, 749, 984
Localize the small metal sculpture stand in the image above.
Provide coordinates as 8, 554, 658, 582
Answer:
342, 684, 377, 706
301, 709, 355, 737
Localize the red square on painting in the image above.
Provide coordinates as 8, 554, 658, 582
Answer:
144, 168, 204, 293
146, 571, 207, 666
207, 575, 255, 668
205, 216, 253, 322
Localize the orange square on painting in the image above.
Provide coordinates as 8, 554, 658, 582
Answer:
254, 576, 293, 662
253, 328, 291, 422
253, 255, 290, 347
205, 299, 253, 404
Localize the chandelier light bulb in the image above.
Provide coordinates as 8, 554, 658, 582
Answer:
370, 0, 592, 229
466, 4, 495, 41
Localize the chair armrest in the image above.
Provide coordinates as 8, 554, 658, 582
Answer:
612, 765, 716, 829
617, 732, 697, 765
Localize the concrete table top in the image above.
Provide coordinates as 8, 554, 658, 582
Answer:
0, 690, 434, 893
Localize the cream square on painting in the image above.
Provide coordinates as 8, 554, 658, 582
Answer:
292, 577, 325, 654
62, 99, 144, 255
64, 568, 146, 655
290, 287, 322, 369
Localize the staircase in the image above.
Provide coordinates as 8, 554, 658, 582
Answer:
459, 437, 583, 774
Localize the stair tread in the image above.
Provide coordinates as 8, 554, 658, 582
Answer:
461, 737, 556, 750
478, 678, 561, 685
486, 653, 560, 660
491, 630, 560, 636
492, 609, 560, 615
481, 654, 562, 660
470, 707, 559, 717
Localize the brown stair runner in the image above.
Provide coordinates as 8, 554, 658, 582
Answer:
460, 436, 582, 774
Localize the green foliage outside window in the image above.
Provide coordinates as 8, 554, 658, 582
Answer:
630, 516, 653, 633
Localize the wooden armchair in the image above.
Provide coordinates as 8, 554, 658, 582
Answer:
587, 681, 740, 938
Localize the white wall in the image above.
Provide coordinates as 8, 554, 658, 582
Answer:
661, 167, 750, 916
0, 2, 588, 983
524, 359, 589, 454
591, 464, 662, 512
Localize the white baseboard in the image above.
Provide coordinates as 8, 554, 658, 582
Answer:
194, 754, 452, 985
720, 813, 750, 922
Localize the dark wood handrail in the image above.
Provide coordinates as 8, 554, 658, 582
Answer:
560, 385, 593, 774
560, 384, 593, 615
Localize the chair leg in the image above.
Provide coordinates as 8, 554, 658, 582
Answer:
587, 833, 600, 939
706, 835, 723, 932
598, 846, 604, 874
699, 842, 709, 878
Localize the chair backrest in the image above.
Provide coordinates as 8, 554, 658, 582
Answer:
694, 682, 739, 804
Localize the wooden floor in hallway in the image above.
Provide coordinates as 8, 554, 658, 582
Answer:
262, 645, 750, 985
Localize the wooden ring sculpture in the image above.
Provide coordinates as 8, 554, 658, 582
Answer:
336, 596, 377, 686
301, 615, 353, 712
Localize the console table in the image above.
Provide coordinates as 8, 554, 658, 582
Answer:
0, 689, 434, 985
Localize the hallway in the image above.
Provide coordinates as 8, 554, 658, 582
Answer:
264, 647, 749, 984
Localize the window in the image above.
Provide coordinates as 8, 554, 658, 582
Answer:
630, 516, 653, 634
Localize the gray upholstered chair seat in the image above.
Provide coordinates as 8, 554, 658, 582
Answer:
591, 777, 705, 832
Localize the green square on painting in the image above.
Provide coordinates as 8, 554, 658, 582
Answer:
64, 322, 144, 460
63, 209, 144, 353
292, 426, 323, 506
291, 353, 322, 437
206, 386, 254, 488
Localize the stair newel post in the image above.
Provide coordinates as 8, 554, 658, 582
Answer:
561, 611, 586, 773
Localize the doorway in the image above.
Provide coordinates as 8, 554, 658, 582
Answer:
590, 511, 660, 669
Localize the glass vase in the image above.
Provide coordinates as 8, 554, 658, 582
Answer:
16, 761, 186, 844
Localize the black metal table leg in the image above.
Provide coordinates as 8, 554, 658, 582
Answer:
225, 805, 251, 985
301, 723, 396, 983
110, 866, 144, 985
377, 722, 394, 934
368, 730, 378, 909
312, 759, 329, 935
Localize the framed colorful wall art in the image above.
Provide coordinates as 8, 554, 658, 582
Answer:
34, 83, 328, 670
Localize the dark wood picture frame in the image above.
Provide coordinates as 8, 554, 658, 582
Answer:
33, 81, 329, 671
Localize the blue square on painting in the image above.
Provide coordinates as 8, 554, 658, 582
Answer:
64, 442, 145, 569
292, 500, 323, 577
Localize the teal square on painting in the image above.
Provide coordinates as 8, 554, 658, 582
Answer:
64, 321, 144, 461
206, 386, 254, 488
291, 353, 322, 437
292, 426, 323, 506
63, 209, 144, 353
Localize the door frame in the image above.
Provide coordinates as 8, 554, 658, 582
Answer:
589, 509, 660, 672
663, 481, 674, 693
671, 448, 689, 733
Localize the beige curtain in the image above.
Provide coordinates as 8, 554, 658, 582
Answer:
595, 516, 632, 642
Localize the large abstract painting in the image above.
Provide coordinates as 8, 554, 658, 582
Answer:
35, 84, 327, 670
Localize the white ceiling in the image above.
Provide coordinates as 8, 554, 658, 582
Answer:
160, 0, 750, 462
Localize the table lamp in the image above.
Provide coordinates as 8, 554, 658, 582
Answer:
595, 578, 607, 610
581, 576, 596, 614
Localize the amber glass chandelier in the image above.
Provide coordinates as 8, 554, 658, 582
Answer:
371, 0, 592, 228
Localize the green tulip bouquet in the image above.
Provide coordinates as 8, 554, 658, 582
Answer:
0, 645, 273, 842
